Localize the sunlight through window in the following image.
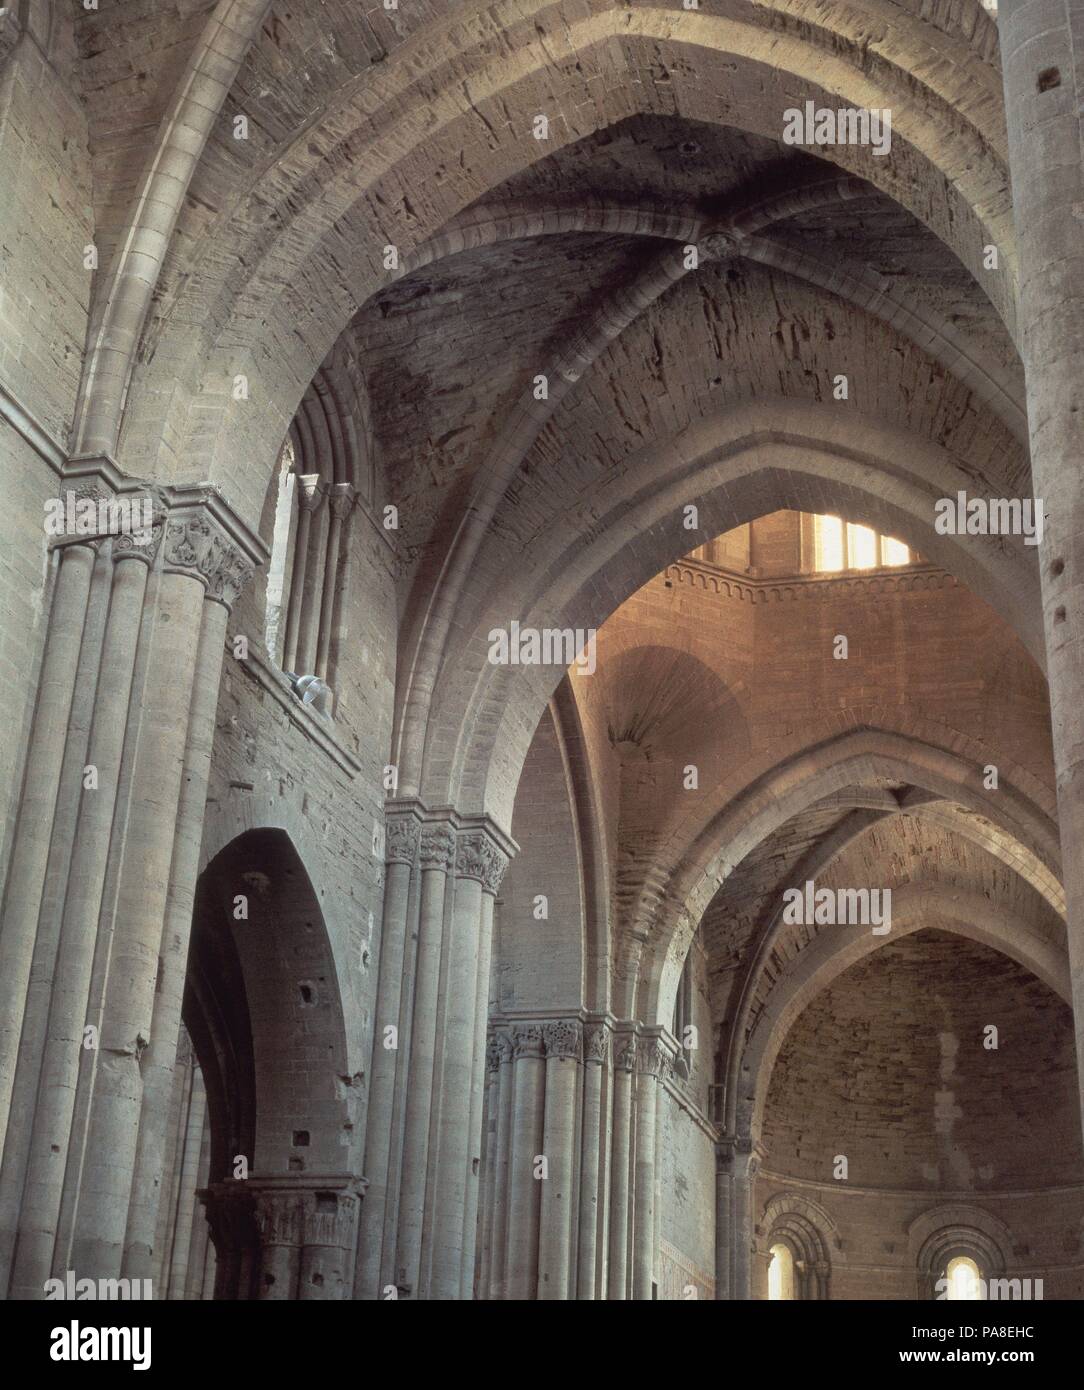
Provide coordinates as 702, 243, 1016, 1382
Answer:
847, 523, 877, 569
813, 514, 844, 572
945, 1256, 983, 1301
812, 515, 911, 573
768, 1243, 795, 1301
881, 535, 911, 567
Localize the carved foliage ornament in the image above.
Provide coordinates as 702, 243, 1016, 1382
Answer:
49, 484, 166, 564
163, 509, 254, 610
636, 1039, 665, 1078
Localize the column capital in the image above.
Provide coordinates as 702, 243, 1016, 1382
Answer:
418, 820, 456, 872
511, 1022, 545, 1059
636, 1036, 666, 1078
543, 1018, 582, 1061
295, 473, 326, 512
46, 477, 167, 565
384, 812, 421, 866
454, 827, 509, 895
251, 1189, 305, 1246
486, 1027, 514, 1072
584, 1024, 610, 1065
199, 1180, 258, 1248
299, 1186, 364, 1250
328, 482, 357, 520
58, 461, 268, 600
715, 1134, 767, 1177
613, 1035, 638, 1073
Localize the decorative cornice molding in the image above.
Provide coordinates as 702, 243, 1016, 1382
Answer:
0, 375, 66, 473
66, 463, 269, 569
664, 558, 955, 605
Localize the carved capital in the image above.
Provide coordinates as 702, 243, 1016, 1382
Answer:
614, 1037, 638, 1073
455, 830, 509, 894
543, 1018, 582, 1061
163, 512, 214, 572
385, 816, 420, 866
47, 483, 166, 564
202, 531, 256, 609
300, 1189, 361, 1250
495, 1028, 514, 1065
296, 473, 325, 513
329, 482, 357, 521
584, 1025, 610, 1065
418, 823, 456, 873
637, 1038, 665, 1078
511, 1023, 544, 1059
252, 1191, 304, 1247
485, 1033, 503, 1074
162, 507, 255, 611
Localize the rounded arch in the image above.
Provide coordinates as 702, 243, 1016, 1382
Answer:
734, 886, 1071, 1142
760, 1192, 838, 1300
910, 1204, 1013, 1300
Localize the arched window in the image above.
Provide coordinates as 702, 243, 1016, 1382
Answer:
944, 1255, 983, 1301
768, 1242, 795, 1301
761, 1198, 834, 1299
812, 514, 911, 572
263, 377, 360, 716
911, 1208, 1011, 1300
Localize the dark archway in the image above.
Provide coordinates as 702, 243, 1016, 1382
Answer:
183, 829, 361, 1300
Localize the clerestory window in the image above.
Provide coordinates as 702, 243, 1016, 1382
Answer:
811, 514, 911, 573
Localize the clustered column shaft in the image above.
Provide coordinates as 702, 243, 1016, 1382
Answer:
477, 1020, 667, 1299
0, 476, 262, 1299
355, 809, 510, 1300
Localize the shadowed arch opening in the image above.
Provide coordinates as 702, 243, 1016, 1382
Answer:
182, 829, 356, 1299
